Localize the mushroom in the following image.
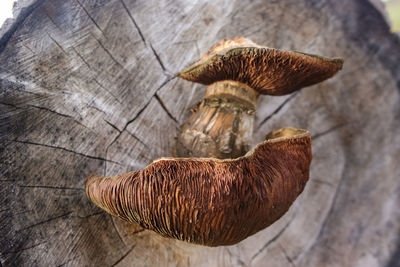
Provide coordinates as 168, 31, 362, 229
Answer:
86, 127, 311, 246
176, 37, 343, 158
85, 38, 343, 246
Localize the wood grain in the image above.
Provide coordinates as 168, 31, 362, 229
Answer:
1, 0, 399, 266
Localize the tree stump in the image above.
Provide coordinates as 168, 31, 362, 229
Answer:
1, 0, 399, 266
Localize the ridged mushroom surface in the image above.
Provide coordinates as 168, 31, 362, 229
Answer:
86, 127, 311, 246
178, 37, 343, 95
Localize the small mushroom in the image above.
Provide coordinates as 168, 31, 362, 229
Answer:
86, 127, 311, 246
176, 37, 343, 158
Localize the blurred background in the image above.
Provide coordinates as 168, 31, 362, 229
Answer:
2, 0, 400, 31
0, 0, 15, 27
382, 0, 400, 31
387, 0, 400, 31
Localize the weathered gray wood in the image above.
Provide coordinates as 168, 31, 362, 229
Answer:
1, 0, 399, 266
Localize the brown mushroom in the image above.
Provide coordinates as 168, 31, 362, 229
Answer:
176, 37, 343, 158
86, 127, 311, 246
85, 37, 343, 247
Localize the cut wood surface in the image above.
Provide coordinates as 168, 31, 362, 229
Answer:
1, 0, 400, 266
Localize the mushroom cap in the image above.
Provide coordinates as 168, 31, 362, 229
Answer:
177, 37, 343, 95
86, 127, 312, 246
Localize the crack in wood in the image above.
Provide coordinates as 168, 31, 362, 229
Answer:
2, 241, 47, 255
103, 77, 175, 175
154, 94, 178, 124
292, 159, 348, 262
72, 47, 92, 70
21, 43, 35, 54
0, 102, 18, 109
18, 185, 84, 191
93, 78, 123, 104
2, 102, 88, 131
224, 247, 246, 266
55, 256, 79, 267
44, 11, 63, 33
105, 77, 175, 153
119, 0, 146, 44
104, 119, 122, 133
75, 211, 103, 219
257, 92, 299, 128
125, 229, 145, 236
251, 213, 296, 262
47, 34, 67, 54
0, 74, 70, 98
10, 139, 120, 165
61, 214, 105, 266
103, 98, 153, 174
125, 130, 151, 151
26, 104, 90, 130
91, 34, 125, 70
17, 212, 72, 232
75, 0, 106, 37
105, 100, 151, 158
110, 245, 135, 267
310, 179, 334, 187
311, 123, 346, 140
150, 43, 166, 72
66, 230, 87, 260
13, 209, 33, 216
279, 244, 296, 267
88, 104, 107, 115
119, 0, 169, 74
111, 217, 127, 247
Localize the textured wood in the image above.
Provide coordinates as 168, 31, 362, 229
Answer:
0, 0, 400, 266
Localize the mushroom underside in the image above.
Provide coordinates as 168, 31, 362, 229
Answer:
86, 127, 311, 246
178, 47, 343, 96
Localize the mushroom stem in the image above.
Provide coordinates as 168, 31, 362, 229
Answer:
177, 81, 259, 159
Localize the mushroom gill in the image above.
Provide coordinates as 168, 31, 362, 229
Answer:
85, 127, 311, 246
176, 37, 343, 158
177, 37, 343, 96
